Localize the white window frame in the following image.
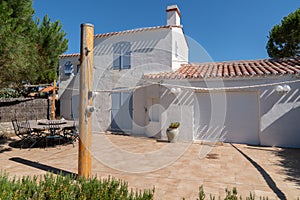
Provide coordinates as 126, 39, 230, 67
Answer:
113, 42, 131, 70
64, 61, 74, 76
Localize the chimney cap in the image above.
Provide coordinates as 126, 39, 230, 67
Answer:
166, 5, 181, 17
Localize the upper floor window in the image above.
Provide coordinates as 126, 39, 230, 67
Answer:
64, 61, 73, 76
113, 41, 131, 70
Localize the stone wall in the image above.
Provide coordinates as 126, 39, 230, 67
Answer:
0, 122, 15, 137
0, 98, 50, 137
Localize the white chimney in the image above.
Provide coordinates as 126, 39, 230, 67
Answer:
166, 5, 181, 26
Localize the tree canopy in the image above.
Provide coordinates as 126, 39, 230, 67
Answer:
266, 8, 300, 58
35, 15, 68, 84
0, 0, 68, 93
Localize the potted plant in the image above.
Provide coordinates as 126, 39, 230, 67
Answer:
166, 122, 180, 143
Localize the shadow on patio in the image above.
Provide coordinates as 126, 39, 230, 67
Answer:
9, 157, 78, 178
0, 137, 13, 153
274, 148, 300, 187
232, 144, 287, 200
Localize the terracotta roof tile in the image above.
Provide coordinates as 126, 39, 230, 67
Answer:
217, 64, 223, 77
211, 64, 218, 77
39, 86, 57, 93
59, 53, 80, 58
144, 57, 300, 79
223, 63, 229, 77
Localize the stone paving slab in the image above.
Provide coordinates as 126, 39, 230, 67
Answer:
0, 133, 299, 199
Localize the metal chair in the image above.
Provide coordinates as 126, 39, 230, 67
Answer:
45, 121, 63, 148
11, 119, 38, 149
62, 121, 79, 146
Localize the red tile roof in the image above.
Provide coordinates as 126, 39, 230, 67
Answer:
94, 25, 182, 38
144, 57, 300, 79
39, 86, 57, 93
59, 53, 80, 58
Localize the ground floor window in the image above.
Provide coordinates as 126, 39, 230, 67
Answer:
111, 90, 133, 131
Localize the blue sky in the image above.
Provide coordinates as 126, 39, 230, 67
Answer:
33, 1, 299, 62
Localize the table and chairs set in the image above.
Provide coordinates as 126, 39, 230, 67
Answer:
11, 119, 78, 149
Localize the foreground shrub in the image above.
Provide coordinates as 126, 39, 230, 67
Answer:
195, 185, 274, 200
0, 172, 154, 200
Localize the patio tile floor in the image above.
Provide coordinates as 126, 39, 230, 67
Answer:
0, 133, 299, 199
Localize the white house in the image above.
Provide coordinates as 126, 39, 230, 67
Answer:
59, 5, 300, 148
144, 58, 300, 148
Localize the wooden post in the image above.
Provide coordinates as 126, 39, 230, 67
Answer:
51, 80, 56, 120
78, 23, 94, 178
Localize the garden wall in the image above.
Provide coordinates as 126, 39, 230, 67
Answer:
0, 98, 51, 137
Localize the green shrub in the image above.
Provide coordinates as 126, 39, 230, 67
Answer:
197, 185, 205, 200
195, 185, 277, 200
0, 88, 20, 98
0, 172, 154, 200
224, 187, 240, 200
168, 122, 180, 129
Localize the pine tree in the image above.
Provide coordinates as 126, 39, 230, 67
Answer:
266, 8, 300, 58
0, 0, 68, 95
35, 15, 68, 84
0, 0, 38, 89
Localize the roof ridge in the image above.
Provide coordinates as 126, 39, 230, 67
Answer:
59, 53, 80, 58
94, 25, 182, 38
188, 56, 300, 66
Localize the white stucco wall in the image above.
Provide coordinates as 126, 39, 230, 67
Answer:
194, 90, 260, 145
59, 26, 188, 133
131, 84, 169, 137
132, 87, 146, 135
201, 77, 300, 147
58, 56, 80, 119
93, 28, 173, 85
58, 57, 80, 82
159, 86, 194, 142
93, 28, 173, 132
161, 76, 300, 147
92, 91, 111, 132
171, 27, 189, 71
258, 80, 300, 148
167, 9, 180, 26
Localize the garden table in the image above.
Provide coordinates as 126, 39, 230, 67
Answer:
27, 120, 77, 148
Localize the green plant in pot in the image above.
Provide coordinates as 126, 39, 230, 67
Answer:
166, 122, 180, 143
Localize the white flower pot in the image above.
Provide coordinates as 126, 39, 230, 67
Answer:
166, 128, 179, 143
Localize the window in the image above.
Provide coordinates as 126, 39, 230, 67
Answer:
111, 90, 133, 130
64, 61, 73, 76
113, 41, 131, 70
